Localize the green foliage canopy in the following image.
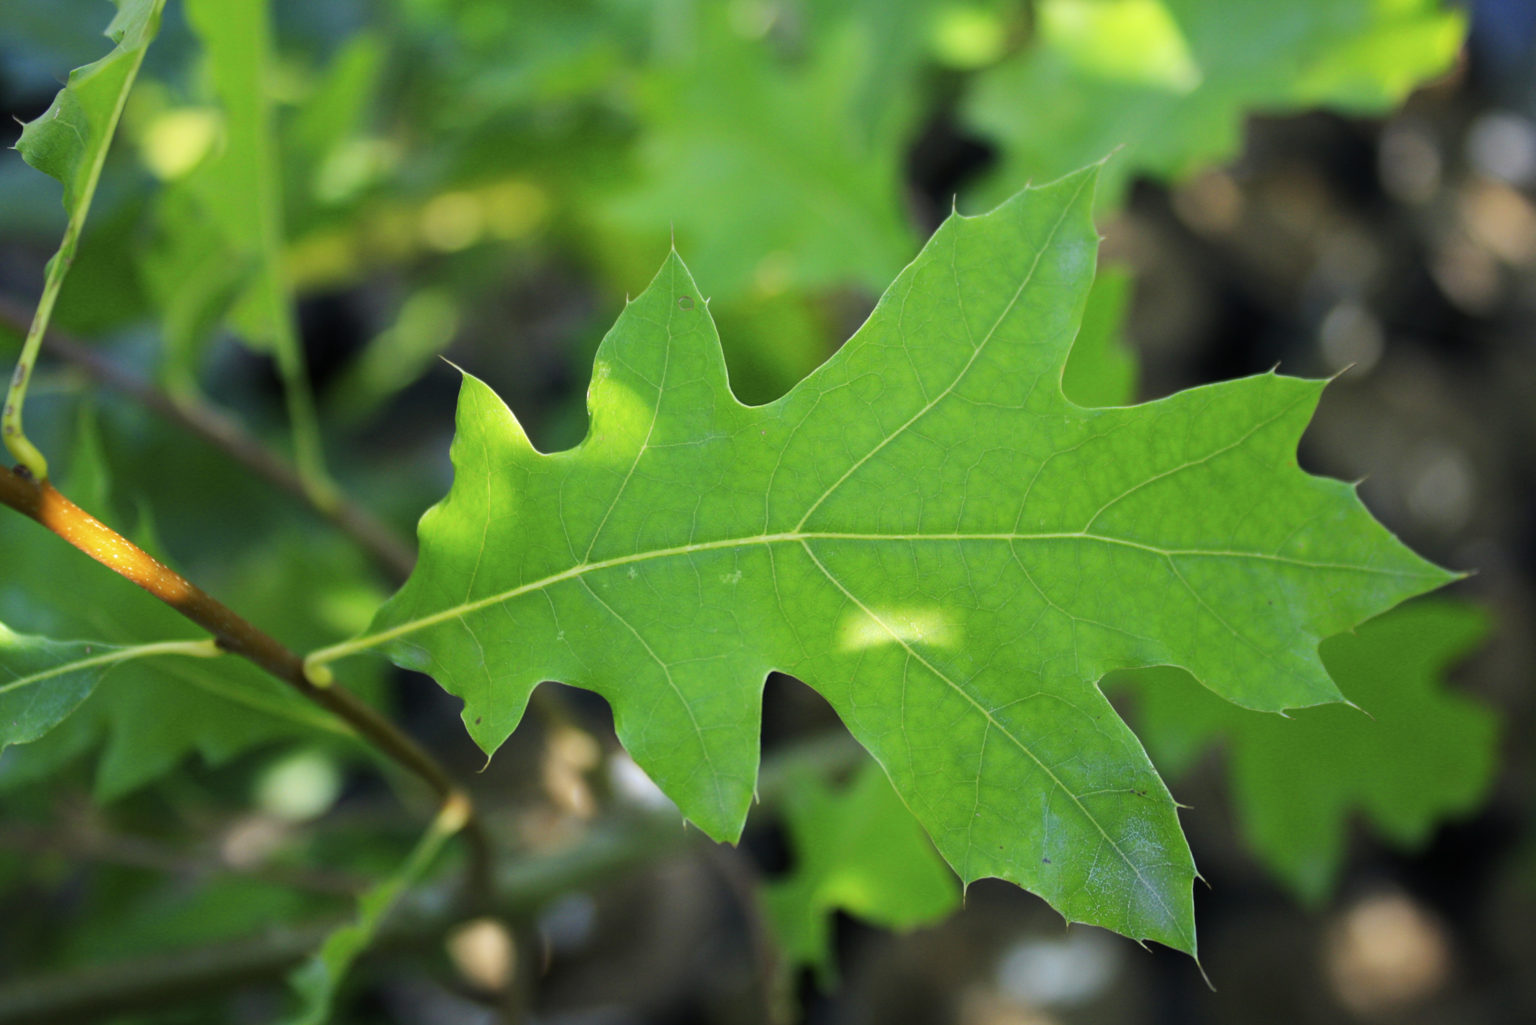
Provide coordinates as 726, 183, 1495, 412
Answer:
965, 0, 1465, 205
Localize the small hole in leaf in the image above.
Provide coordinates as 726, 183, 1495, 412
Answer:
677, 295, 694, 310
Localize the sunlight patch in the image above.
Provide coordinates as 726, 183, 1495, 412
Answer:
838, 606, 960, 652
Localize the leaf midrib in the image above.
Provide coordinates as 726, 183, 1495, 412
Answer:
0, 638, 216, 697
312, 528, 1440, 667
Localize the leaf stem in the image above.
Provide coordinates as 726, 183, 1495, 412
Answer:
3, 1, 169, 480
285, 793, 471, 1024
0, 465, 491, 906
261, 228, 335, 519
0, 820, 367, 896
0, 297, 416, 581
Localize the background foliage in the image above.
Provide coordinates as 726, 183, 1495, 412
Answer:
0, 1, 1532, 1023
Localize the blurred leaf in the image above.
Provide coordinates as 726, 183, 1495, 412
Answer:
136, 30, 384, 388
65, 875, 335, 965
1116, 599, 1498, 901
0, 415, 383, 799
284, 33, 386, 218
138, 186, 247, 391
284, 798, 465, 1025
763, 760, 959, 984
398, 0, 636, 111
175, 0, 294, 357
710, 290, 848, 406
14, 0, 163, 218
330, 288, 460, 422
0, 626, 217, 750
325, 168, 1453, 954
588, 0, 957, 401
597, 0, 929, 303
50, 200, 155, 337
965, 0, 1466, 205
156, 0, 331, 490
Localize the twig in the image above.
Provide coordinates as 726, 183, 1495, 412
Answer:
0, 465, 493, 910
0, 297, 415, 581
0, 821, 367, 897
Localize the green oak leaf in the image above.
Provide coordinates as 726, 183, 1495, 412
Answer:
764, 760, 960, 984
1116, 599, 1497, 901
320, 166, 1452, 953
964, 0, 1465, 206
760, 262, 1131, 978
763, 262, 1132, 978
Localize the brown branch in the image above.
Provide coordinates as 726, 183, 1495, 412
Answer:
0, 296, 415, 581
0, 465, 493, 908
